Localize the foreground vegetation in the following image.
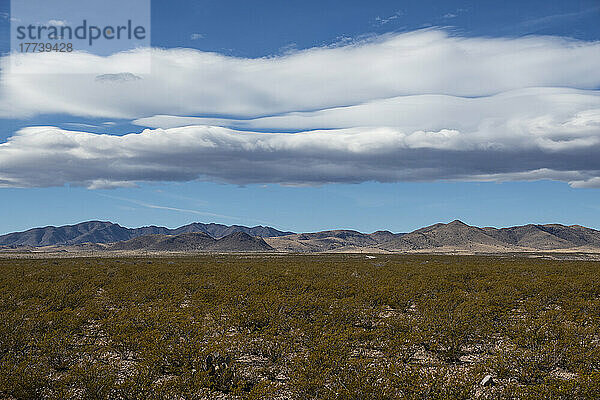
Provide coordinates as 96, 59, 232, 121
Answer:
0, 254, 599, 399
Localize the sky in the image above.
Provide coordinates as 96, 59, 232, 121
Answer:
0, 0, 599, 234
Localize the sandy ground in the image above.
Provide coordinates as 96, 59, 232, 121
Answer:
2, 246, 600, 260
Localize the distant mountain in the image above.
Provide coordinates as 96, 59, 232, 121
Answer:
0, 221, 293, 247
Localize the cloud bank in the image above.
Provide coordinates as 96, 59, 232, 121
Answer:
1, 123, 599, 188
0, 29, 599, 188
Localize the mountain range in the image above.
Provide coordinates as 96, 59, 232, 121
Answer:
0, 221, 292, 247
1, 220, 600, 253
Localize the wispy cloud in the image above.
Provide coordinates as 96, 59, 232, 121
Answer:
374, 11, 403, 25
0, 12, 19, 22
278, 42, 298, 55
190, 33, 205, 40
97, 193, 264, 223
441, 7, 468, 20
515, 6, 600, 32
62, 122, 100, 129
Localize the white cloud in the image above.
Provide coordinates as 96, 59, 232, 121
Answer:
569, 177, 600, 188
133, 88, 600, 149
47, 19, 67, 26
190, 33, 205, 40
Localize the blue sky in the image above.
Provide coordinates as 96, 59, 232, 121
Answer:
1, 0, 599, 234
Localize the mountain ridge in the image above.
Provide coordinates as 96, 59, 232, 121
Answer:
2, 220, 600, 253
